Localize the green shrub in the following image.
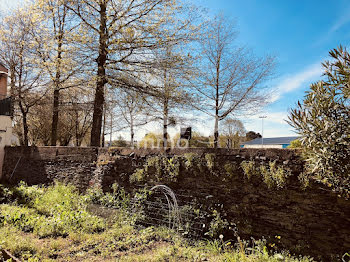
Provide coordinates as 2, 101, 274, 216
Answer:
85, 183, 130, 209
298, 172, 310, 190
241, 161, 258, 179
0, 184, 13, 203
224, 163, 236, 177
260, 161, 291, 189
288, 46, 350, 197
241, 161, 291, 188
287, 139, 302, 149
205, 210, 229, 238
183, 153, 198, 170
205, 153, 215, 171
130, 155, 181, 183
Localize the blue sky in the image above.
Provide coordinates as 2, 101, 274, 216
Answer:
3, 0, 350, 139
194, 0, 350, 137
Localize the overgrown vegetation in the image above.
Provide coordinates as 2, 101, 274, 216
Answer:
130, 155, 296, 190
241, 161, 291, 189
288, 46, 350, 198
0, 182, 314, 261
287, 139, 302, 149
0, 182, 104, 238
130, 155, 182, 183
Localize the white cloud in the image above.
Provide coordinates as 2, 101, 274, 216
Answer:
270, 62, 322, 102
329, 6, 350, 34
242, 111, 298, 137
260, 127, 296, 138
245, 111, 288, 125
313, 5, 350, 47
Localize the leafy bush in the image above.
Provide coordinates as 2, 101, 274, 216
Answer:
241, 161, 258, 180
224, 163, 237, 177
260, 161, 291, 189
205, 153, 215, 171
0, 184, 13, 203
241, 161, 291, 188
205, 210, 229, 238
288, 46, 350, 197
130, 156, 181, 183
183, 153, 198, 169
287, 139, 302, 149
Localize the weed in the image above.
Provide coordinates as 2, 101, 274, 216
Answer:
241, 161, 291, 189
241, 161, 258, 180
0, 182, 314, 262
130, 155, 181, 183
183, 153, 198, 170
224, 163, 237, 178
205, 153, 215, 171
260, 161, 291, 189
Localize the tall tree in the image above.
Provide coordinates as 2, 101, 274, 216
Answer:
31, 0, 84, 146
195, 15, 275, 148
114, 89, 152, 148
0, 8, 46, 146
147, 45, 195, 148
65, 0, 200, 146
22, 85, 93, 146
220, 118, 245, 148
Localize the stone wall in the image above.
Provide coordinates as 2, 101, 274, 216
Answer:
1, 146, 101, 191
100, 148, 349, 261
1, 146, 350, 261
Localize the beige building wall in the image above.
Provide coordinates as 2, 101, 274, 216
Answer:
243, 144, 283, 149
0, 64, 8, 98
0, 115, 12, 179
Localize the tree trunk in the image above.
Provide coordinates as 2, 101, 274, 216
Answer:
214, 90, 219, 148
18, 99, 29, 146
130, 113, 134, 148
9, 66, 15, 96
214, 58, 220, 148
214, 114, 219, 148
109, 113, 113, 146
21, 108, 29, 146
102, 102, 106, 147
163, 98, 168, 148
51, 88, 59, 146
51, 22, 63, 146
75, 111, 79, 146
90, 2, 107, 147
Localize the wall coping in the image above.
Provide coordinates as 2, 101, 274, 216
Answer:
4, 146, 301, 162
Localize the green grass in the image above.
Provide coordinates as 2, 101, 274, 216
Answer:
0, 182, 314, 261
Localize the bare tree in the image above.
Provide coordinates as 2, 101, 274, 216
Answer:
0, 9, 47, 146
220, 118, 245, 148
64, 0, 201, 146
62, 86, 94, 146
31, 0, 84, 146
147, 45, 196, 148
195, 15, 275, 148
113, 89, 152, 148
